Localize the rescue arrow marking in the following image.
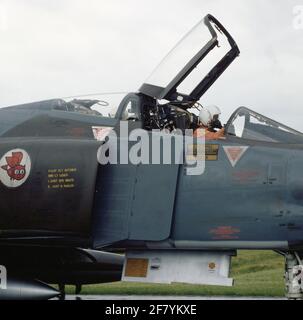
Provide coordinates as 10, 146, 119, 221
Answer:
223, 146, 249, 167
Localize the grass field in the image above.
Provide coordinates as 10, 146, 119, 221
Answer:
66, 250, 286, 297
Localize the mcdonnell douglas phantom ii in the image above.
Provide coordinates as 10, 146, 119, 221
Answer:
0, 14, 303, 300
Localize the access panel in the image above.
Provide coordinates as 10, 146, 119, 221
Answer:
92, 134, 181, 247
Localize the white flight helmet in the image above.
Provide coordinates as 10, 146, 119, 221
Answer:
206, 105, 221, 119
199, 109, 212, 127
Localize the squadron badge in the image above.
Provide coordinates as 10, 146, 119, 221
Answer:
0, 149, 31, 188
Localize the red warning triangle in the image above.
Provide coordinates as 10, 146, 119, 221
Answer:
223, 146, 249, 167
92, 127, 114, 141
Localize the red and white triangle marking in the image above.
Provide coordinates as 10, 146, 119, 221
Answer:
92, 126, 114, 141
223, 146, 249, 167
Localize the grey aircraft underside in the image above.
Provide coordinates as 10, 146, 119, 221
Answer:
0, 14, 302, 300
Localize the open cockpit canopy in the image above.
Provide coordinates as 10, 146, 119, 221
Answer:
139, 14, 240, 105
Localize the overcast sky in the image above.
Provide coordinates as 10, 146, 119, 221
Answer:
0, 0, 302, 129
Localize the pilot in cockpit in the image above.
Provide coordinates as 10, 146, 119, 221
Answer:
207, 105, 223, 132
194, 107, 225, 140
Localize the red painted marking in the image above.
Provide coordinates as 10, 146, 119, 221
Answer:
209, 226, 240, 240
232, 170, 260, 183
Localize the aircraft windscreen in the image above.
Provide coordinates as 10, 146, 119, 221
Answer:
62, 93, 127, 118
227, 107, 303, 144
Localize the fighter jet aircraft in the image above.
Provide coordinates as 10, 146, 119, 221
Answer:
1, 14, 303, 300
